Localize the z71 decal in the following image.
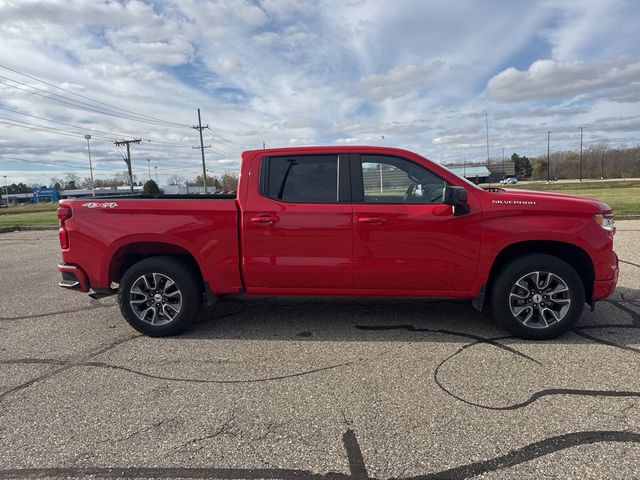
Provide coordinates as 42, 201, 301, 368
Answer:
81, 202, 119, 209
492, 199, 536, 206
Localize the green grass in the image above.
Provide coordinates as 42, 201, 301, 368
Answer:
0, 203, 58, 215
0, 203, 58, 227
0, 211, 58, 227
506, 180, 640, 215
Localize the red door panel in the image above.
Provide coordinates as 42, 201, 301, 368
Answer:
242, 202, 353, 289
353, 203, 481, 292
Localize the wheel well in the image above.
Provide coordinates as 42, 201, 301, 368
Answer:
486, 241, 595, 305
109, 243, 204, 290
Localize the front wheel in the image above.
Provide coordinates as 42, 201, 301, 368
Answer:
118, 256, 201, 336
490, 254, 585, 339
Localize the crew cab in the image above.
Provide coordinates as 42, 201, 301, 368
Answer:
57, 146, 618, 339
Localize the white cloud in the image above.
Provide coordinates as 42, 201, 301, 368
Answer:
486, 58, 640, 103
358, 63, 444, 100
544, 0, 640, 61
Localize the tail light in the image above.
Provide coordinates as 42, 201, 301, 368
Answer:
57, 205, 72, 249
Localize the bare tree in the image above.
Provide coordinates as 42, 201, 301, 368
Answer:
167, 175, 185, 185
220, 173, 239, 192
194, 174, 216, 187
64, 173, 81, 190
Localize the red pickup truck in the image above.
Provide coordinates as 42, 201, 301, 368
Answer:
57, 146, 618, 339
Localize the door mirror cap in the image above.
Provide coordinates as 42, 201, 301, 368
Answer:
443, 186, 469, 216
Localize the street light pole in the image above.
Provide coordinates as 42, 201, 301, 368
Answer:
154, 166, 158, 184
3, 175, 8, 207
485, 112, 490, 166
578, 127, 583, 182
84, 134, 95, 197
547, 131, 551, 183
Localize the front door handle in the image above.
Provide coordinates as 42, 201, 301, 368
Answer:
358, 217, 386, 225
250, 215, 278, 224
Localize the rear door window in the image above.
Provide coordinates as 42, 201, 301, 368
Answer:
261, 155, 339, 203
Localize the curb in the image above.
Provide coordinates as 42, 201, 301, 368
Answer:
616, 215, 640, 220
0, 226, 58, 234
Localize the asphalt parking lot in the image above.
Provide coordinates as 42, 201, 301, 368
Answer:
0, 224, 639, 479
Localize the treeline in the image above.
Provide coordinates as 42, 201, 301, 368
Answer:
44, 172, 240, 192
166, 173, 239, 192
527, 144, 640, 181
48, 172, 143, 190
2, 183, 34, 194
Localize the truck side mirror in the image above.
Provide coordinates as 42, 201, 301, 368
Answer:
443, 186, 469, 216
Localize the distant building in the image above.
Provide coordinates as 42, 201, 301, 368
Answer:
1, 192, 33, 206
163, 185, 209, 195
446, 160, 515, 183
447, 165, 492, 183
31, 188, 59, 203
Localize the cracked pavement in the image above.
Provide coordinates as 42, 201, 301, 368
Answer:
0, 223, 639, 479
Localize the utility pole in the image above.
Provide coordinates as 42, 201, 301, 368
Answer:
147, 159, 152, 181
578, 127, 583, 182
547, 131, 551, 183
263, 142, 266, 149
601, 150, 605, 180
154, 166, 158, 184
114, 138, 142, 194
192, 108, 210, 194
84, 135, 95, 197
502, 147, 505, 179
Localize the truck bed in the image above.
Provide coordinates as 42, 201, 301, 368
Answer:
59, 197, 242, 294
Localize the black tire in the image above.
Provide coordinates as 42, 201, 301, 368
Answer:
490, 254, 585, 339
118, 256, 201, 336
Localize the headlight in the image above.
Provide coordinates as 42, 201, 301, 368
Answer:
595, 213, 615, 234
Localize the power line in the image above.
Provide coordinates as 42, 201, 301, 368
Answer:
203, 128, 247, 150
0, 66, 249, 150
0, 106, 199, 148
0, 64, 191, 128
0, 114, 117, 139
0, 118, 114, 140
0, 106, 136, 138
0, 155, 113, 172
0, 76, 187, 129
138, 141, 194, 148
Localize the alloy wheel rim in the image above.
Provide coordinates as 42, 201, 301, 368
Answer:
508, 271, 571, 329
129, 273, 182, 326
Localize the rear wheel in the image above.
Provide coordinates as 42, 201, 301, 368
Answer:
490, 254, 585, 339
118, 256, 201, 336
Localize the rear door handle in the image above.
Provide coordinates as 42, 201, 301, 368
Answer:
250, 215, 278, 224
358, 217, 386, 225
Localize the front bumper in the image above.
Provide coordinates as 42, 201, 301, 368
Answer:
593, 253, 619, 301
57, 263, 90, 292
